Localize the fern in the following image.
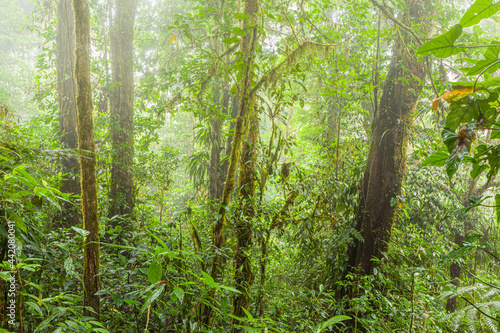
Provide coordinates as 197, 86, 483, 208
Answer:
443, 283, 500, 332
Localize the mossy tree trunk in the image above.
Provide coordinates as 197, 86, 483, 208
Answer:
231, 97, 258, 331
72, 0, 100, 318
56, 0, 80, 227
108, 0, 137, 226
209, 0, 259, 283
202, 0, 259, 325
346, 0, 432, 279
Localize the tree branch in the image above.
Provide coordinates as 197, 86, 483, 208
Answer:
369, 0, 422, 45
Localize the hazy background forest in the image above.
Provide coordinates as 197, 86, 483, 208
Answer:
1, 0, 500, 332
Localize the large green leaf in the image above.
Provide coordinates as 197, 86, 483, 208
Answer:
460, 0, 500, 28
454, 77, 500, 89
416, 24, 463, 58
471, 161, 488, 178
147, 261, 162, 284
466, 42, 500, 76
421, 149, 449, 167
446, 100, 480, 130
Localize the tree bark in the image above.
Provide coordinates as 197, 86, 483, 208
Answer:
108, 0, 137, 225
346, 0, 432, 278
202, 0, 259, 325
56, 0, 80, 227
208, 83, 227, 203
208, 0, 259, 283
231, 96, 258, 331
72, 0, 100, 318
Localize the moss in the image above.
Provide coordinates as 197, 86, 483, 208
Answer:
73, 0, 100, 319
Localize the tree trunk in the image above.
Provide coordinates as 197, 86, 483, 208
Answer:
208, 83, 227, 203
209, 0, 259, 283
72, 0, 101, 318
231, 97, 258, 331
202, 0, 259, 325
56, 0, 80, 227
108, 0, 137, 226
346, 0, 432, 278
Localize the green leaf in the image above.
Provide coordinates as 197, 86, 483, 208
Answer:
421, 149, 449, 167
460, 0, 500, 28
222, 36, 240, 44
221, 295, 228, 314
71, 226, 90, 237
172, 286, 184, 303
147, 261, 163, 284
453, 76, 500, 89
466, 43, 500, 76
34, 311, 60, 332
201, 271, 217, 288
25, 301, 43, 316
64, 257, 75, 276
140, 284, 165, 314
231, 27, 247, 36
446, 102, 480, 130
446, 146, 469, 179
315, 315, 351, 332
471, 162, 488, 178
416, 24, 463, 58
442, 128, 458, 152
233, 13, 250, 19
463, 234, 482, 246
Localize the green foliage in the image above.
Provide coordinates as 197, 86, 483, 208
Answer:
3, 0, 500, 332
417, 24, 464, 58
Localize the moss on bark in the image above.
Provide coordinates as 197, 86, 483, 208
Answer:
72, 0, 100, 318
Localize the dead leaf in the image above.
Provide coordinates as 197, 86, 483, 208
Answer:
432, 86, 475, 111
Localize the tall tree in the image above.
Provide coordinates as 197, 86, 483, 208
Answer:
72, 0, 101, 318
56, 0, 80, 227
346, 0, 433, 278
202, 0, 260, 326
232, 97, 258, 330
108, 0, 137, 225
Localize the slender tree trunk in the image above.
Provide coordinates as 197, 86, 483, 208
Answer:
108, 0, 137, 226
231, 97, 258, 331
209, 0, 259, 283
346, 0, 432, 278
208, 82, 226, 202
56, 0, 80, 227
202, 0, 259, 325
72, 0, 100, 318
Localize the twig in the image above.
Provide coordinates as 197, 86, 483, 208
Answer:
461, 296, 500, 323
368, 0, 422, 45
144, 305, 151, 332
